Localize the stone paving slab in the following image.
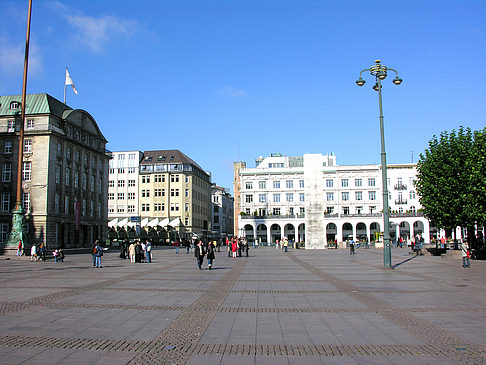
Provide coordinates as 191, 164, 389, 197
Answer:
0, 247, 485, 364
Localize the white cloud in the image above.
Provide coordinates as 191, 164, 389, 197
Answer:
0, 36, 42, 77
215, 86, 247, 98
48, 1, 136, 53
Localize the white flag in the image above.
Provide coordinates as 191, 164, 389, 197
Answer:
65, 68, 78, 95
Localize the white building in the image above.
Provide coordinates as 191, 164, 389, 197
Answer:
107, 151, 143, 229
235, 153, 434, 249
211, 184, 234, 237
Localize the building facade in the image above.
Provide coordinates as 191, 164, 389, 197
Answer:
0, 94, 109, 249
235, 153, 433, 249
211, 184, 234, 237
137, 150, 211, 241
107, 151, 143, 229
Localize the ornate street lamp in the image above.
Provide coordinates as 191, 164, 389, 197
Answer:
356, 60, 402, 268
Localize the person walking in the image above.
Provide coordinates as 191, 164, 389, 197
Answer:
30, 244, 38, 262
461, 241, 471, 268
174, 240, 180, 254
231, 239, 237, 258
135, 241, 142, 263
195, 240, 206, 269
283, 239, 288, 252
39, 241, 47, 261
145, 240, 152, 263
185, 239, 190, 254
244, 239, 249, 257
206, 241, 215, 270
349, 239, 355, 254
91, 241, 98, 266
128, 242, 136, 263
17, 240, 23, 256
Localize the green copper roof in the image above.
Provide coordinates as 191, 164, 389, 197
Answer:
0, 93, 72, 118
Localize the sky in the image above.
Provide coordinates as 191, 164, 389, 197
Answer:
1, 0, 485, 194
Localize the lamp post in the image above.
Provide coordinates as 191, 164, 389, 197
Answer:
356, 60, 402, 268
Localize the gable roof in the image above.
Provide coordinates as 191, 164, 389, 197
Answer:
141, 150, 205, 171
0, 93, 71, 118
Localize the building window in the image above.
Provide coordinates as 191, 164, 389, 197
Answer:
7, 120, 15, 132
299, 207, 305, 214
259, 194, 267, 203
369, 191, 376, 200
57, 143, 62, 156
341, 179, 348, 187
273, 193, 280, 203
170, 189, 179, 197
4, 141, 12, 154
127, 167, 135, 173
326, 179, 333, 188
128, 179, 135, 187
259, 181, 266, 189
108, 193, 114, 200
84, 153, 89, 165
117, 205, 125, 213
55, 165, 61, 184
117, 168, 125, 174
117, 193, 125, 200
141, 203, 150, 212
74, 171, 79, 188
273, 208, 281, 216
65, 196, 70, 214
55, 194, 60, 213
185, 176, 189, 183
343, 206, 350, 215
342, 192, 349, 201
1, 193, 10, 212
286, 193, 293, 202
118, 180, 125, 188
22, 162, 31, 181
355, 191, 363, 200
91, 175, 95, 192
26, 119, 34, 129
109, 180, 114, 188
83, 173, 87, 190
185, 189, 189, 197
67, 146, 72, 159
171, 175, 179, 183
65, 168, 71, 186
24, 139, 32, 153
245, 182, 253, 189
410, 190, 416, 199
327, 192, 334, 201
245, 194, 253, 203
170, 203, 179, 211
355, 178, 362, 187
299, 180, 304, 188
2, 162, 11, 182
142, 175, 150, 183
286, 180, 293, 189
127, 205, 135, 213
22, 192, 30, 211
0, 222, 9, 242
185, 203, 189, 211
128, 192, 135, 200
299, 193, 305, 202
273, 181, 280, 189
108, 206, 114, 213
326, 206, 334, 214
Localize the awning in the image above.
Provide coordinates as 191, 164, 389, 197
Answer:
168, 217, 181, 228
108, 218, 118, 228
147, 218, 159, 227
158, 217, 170, 228
116, 218, 129, 228
127, 221, 137, 228
140, 218, 149, 227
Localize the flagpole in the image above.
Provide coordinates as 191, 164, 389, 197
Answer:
64, 67, 67, 104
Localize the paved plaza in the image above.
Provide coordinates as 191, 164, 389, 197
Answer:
0, 246, 485, 364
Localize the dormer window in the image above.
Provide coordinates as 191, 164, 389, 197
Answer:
10, 101, 20, 109
170, 155, 174, 161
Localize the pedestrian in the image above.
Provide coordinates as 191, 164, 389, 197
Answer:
399, 237, 403, 248
185, 239, 190, 254
58, 249, 65, 262
145, 240, 152, 263
349, 239, 355, 254
276, 239, 280, 250
53, 249, 59, 262
195, 240, 206, 269
206, 241, 215, 270
174, 239, 180, 254
231, 238, 237, 258
245, 239, 249, 257
93, 241, 103, 268
17, 240, 23, 256
141, 241, 146, 262
135, 241, 142, 263
283, 239, 288, 252
461, 241, 471, 268
91, 241, 98, 266
39, 241, 47, 261
128, 242, 136, 263
30, 244, 38, 262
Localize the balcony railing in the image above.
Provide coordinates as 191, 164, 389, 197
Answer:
394, 183, 407, 190
241, 214, 305, 219
395, 199, 408, 205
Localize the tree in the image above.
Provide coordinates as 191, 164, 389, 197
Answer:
415, 127, 486, 244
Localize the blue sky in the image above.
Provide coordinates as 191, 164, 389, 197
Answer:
1, 0, 485, 193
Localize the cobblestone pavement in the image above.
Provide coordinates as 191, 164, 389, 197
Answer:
0, 246, 485, 364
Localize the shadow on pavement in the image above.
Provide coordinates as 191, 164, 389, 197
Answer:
392, 255, 419, 269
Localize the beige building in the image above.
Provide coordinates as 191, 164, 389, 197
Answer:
0, 94, 110, 249
138, 150, 211, 241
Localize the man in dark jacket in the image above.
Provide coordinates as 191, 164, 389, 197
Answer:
206, 241, 215, 270
195, 241, 206, 270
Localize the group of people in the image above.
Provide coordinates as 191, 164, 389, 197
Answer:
227, 237, 249, 258
194, 240, 216, 269
29, 242, 49, 262
128, 240, 152, 263
275, 238, 290, 252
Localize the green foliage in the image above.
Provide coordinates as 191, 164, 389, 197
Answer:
415, 126, 486, 230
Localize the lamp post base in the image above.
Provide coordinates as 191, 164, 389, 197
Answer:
2, 205, 27, 255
